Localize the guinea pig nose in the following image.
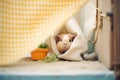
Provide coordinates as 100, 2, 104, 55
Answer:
64, 43, 67, 45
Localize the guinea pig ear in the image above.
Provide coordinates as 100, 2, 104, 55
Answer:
55, 35, 61, 43
72, 34, 76, 38
69, 34, 76, 40
72, 34, 76, 40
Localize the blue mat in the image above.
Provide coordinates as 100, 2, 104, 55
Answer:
0, 71, 115, 80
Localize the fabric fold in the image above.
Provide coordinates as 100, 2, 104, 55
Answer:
50, 17, 87, 60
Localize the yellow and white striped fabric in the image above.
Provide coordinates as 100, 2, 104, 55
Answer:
0, 0, 89, 65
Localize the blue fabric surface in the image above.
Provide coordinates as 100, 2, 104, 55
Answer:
0, 71, 115, 80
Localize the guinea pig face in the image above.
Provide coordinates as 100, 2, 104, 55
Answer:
56, 34, 76, 53
56, 41, 71, 53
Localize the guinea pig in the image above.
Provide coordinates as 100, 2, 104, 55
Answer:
56, 33, 76, 54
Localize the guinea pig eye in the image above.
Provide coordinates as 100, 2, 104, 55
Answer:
69, 39, 72, 42
60, 39, 62, 41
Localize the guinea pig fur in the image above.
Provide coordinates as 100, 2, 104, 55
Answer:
56, 33, 76, 53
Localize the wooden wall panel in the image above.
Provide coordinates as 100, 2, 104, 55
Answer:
113, 0, 120, 79
95, 0, 112, 68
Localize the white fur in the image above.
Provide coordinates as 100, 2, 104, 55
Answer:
63, 35, 69, 40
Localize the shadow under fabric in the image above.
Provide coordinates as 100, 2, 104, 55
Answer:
0, 0, 89, 65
